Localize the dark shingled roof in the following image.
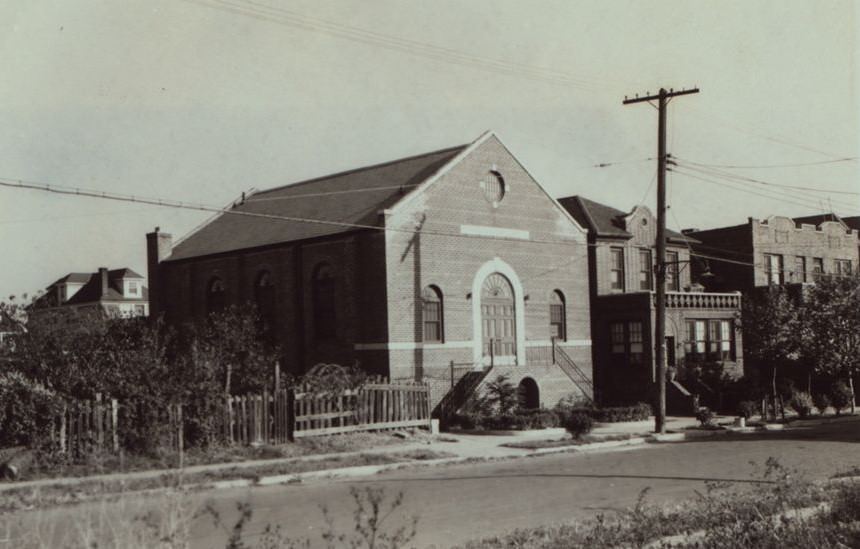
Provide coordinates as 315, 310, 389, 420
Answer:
64, 270, 148, 305
842, 216, 860, 231
168, 145, 467, 261
793, 213, 847, 229
557, 195, 697, 243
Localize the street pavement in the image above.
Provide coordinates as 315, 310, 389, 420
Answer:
4, 417, 858, 548
187, 416, 860, 548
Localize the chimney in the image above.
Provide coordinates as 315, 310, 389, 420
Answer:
146, 227, 173, 319
99, 267, 109, 298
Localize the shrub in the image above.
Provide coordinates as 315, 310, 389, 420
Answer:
514, 408, 560, 429
563, 412, 594, 438
695, 407, 715, 427
788, 391, 814, 418
0, 371, 62, 447
484, 375, 518, 416
812, 392, 831, 415
829, 382, 854, 416
737, 400, 758, 420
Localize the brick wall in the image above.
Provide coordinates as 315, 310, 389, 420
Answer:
379, 134, 593, 406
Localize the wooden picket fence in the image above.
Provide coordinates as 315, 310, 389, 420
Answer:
55, 395, 119, 456
223, 379, 432, 445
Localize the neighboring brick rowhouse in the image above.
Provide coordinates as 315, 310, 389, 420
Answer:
558, 196, 742, 407
688, 215, 859, 292
149, 132, 594, 408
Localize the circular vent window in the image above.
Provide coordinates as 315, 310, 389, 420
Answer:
480, 170, 506, 207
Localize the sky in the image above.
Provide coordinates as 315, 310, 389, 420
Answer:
1, 0, 857, 300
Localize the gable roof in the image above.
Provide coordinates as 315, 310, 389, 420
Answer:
64, 272, 149, 305
557, 195, 697, 243
168, 144, 467, 261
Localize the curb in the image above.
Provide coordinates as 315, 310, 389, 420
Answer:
0, 421, 820, 502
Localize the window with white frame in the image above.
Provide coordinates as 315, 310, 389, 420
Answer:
685, 319, 734, 362
764, 253, 783, 285
610, 247, 625, 291
422, 286, 443, 343
638, 249, 653, 291
549, 290, 566, 341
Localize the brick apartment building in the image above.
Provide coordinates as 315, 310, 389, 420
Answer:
558, 196, 743, 408
147, 132, 594, 409
687, 214, 859, 292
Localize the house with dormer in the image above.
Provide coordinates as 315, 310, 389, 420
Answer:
33, 268, 149, 318
558, 196, 743, 408
147, 131, 595, 410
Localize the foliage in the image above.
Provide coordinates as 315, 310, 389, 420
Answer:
828, 381, 853, 415
799, 274, 860, 383
736, 400, 758, 420
464, 458, 834, 549
0, 300, 279, 453
695, 406, 715, 427
299, 362, 366, 394
812, 392, 831, 415
562, 412, 594, 438
483, 374, 518, 416
0, 371, 61, 447
557, 402, 651, 424
447, 408, 560, 431
787, 391, 814, 418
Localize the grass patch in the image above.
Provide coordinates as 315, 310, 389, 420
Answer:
15, 431, 431, 482
501, 434, 634, 450
459, 458, 858, 548
0, 448, 453, 513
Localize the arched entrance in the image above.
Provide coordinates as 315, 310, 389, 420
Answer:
481, 273, 516, 359
518, 377, 540, 409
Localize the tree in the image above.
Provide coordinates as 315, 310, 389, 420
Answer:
800, 274, 860, 413
739, 287, 801, 419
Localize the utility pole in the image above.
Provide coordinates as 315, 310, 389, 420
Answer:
624, 87, 699, 434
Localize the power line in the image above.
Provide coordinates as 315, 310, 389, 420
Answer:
4, 174, 856, 283
0, 177, 584, 248
183, 0, 629, 92
672, 162, 860, 211
671, 167, 839, 211
673, 156, 857, 170
672, 157, 860, 197
670, 166, 860, 214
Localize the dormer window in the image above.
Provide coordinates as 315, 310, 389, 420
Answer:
128, 281, 139, 296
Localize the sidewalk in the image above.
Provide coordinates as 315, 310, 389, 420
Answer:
0, 414, 830, 496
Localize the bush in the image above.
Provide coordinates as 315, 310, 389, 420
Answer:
829, 382, 854, 416
515, 408, 560, 429
737, 400, 759, 420
0, 371, 62, 447
563, 412, 594, 438
695, 407, 715, 427
812, 392, 831, 415
788, 391, 814, 419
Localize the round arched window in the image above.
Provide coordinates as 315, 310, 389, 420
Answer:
480, 170, 506, 207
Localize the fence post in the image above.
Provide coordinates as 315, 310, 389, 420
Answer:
286, 388, 295, 442
59, 404, 67, 454
177, 404, 184, 469
274, 361, 281, 393
111, 399, 119, 452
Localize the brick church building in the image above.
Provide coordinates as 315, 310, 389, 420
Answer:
147, 132, 594, 408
